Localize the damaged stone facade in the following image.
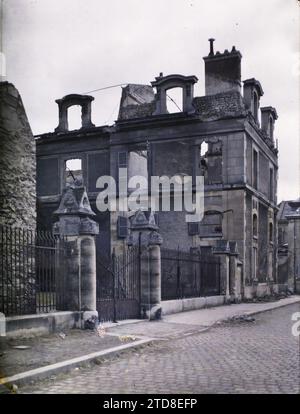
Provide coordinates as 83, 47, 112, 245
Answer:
36, 40, 280, 299
0, 82, 36, 229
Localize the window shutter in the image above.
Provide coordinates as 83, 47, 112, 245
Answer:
117, 216, 128, 239
188, 222, 200, 236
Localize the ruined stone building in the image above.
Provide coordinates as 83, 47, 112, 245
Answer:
36, 40, 280, 299
278, 199, 300, 293
0, 81, 36, 229
0, 82, 37, 315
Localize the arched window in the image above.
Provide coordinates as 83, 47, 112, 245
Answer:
253, 213, 258, 238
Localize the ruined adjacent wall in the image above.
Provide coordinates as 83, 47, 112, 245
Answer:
0, 82, 36, 229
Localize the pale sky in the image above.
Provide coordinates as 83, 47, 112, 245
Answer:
1, 0, 300, 202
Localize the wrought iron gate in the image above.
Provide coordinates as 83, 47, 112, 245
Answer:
96, 246, 141, 322
161, 247, 221, 300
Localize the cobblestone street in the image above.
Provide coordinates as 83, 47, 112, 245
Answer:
20, 304, 300, 394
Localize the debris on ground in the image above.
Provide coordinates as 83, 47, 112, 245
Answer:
119, 335, 136, 343
224, 315, 256, 323
96, 324, 106, 338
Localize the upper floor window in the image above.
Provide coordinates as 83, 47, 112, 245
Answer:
68, 105, 82, 131
166, 87, 183, 114
65, 158, 83, 187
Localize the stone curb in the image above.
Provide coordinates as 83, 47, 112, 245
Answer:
219, 297, 300, 324
0, 337, 154, 388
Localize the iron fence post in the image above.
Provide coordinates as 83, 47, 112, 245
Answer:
112, 248, 117, 323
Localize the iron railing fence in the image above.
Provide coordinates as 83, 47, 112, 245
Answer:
0, 224, 66, 316
161, 248, 221, 300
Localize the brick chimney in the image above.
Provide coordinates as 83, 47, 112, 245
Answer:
203, 39, 242, 96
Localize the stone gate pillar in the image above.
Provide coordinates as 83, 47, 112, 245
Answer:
127, 210, 163, 320
213, 240, 231, 303
53, 186, 99, 327
228, 241, 242, 303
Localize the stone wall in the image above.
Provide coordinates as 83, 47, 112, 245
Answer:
0, 82, 36, 229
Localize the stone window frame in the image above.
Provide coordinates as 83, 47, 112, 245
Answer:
60, 153, 87, 193
117, 144, 149, 196
197, 137, 223, 186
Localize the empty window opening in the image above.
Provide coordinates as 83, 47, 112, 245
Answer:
68, 105, 82, 131
199, 141, 223, 184
200, 142, 208, 157
65, 158, 83, 187
166, 88, 183, 114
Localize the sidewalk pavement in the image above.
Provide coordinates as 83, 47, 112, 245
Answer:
1, 295, 299, 390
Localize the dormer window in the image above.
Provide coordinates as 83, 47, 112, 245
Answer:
151, 74, 198, 115
261, 107, 278, 141
55, 94, 95, 133
243, 78, 264, 126
166, 87, 183, 114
